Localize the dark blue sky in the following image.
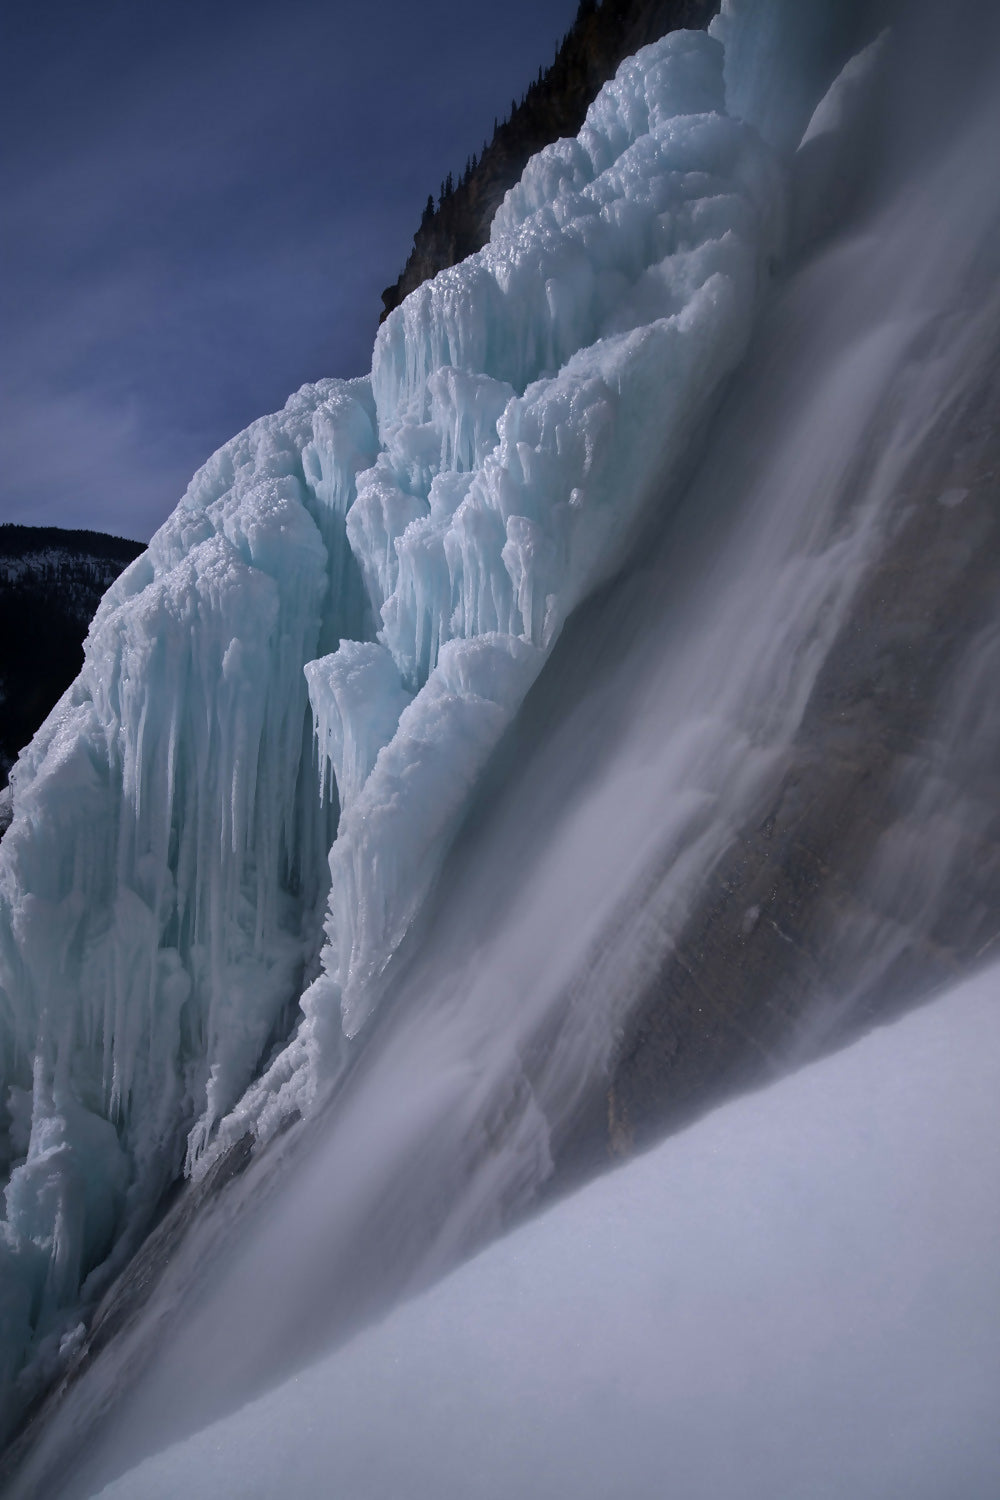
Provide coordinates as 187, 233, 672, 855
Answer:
1, 0, 577, 541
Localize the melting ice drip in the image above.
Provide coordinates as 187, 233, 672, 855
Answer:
0, 0, 878, 1423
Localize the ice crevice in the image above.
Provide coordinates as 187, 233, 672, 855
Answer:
0, 3, 879, 1424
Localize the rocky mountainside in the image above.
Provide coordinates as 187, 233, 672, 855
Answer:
0, 526, 143, 799
604, 339, 1000, 1158
380, 0, 720, 319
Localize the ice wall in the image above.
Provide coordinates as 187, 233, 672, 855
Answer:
266, 25, 789, 1090
709, 0, 876, 152
0, 379, 377, 1412
0, 0, 871, 1430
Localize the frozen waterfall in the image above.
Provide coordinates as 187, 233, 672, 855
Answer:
1, 7, 796, 1412
2, 0, 999, 1487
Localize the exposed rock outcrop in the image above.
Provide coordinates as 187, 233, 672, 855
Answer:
606, 330, 1000, 1153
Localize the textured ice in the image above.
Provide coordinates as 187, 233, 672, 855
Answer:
306, 642, 413, 812
0, 2, 853, 1422
710, 0, 876, 153
0, 378, 376, 1410
320, 632, 543, 1036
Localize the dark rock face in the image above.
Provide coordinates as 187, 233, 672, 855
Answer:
0, 526, 143, 796
380, 0, 720, 321
606, 343, 1000, 1155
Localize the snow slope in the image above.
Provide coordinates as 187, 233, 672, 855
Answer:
90, 965, 1000, 1500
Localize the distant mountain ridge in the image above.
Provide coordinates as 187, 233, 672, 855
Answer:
0, 524, 144, 797
380, 0, 719, 320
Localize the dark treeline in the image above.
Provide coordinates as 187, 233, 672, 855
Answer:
380, 0, 720, 320
0, 526, 143, 791
0, 524, 143, 563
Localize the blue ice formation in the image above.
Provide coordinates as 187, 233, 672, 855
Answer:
0, 0, 879, 1420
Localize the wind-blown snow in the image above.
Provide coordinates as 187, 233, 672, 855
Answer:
0, 0, 891, 1426
89, 967, 1000, 1500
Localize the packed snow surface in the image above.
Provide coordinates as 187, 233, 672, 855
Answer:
89, 967, 1000, 1500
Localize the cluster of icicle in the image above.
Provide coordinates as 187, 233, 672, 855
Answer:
0, 0, 880, 1423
